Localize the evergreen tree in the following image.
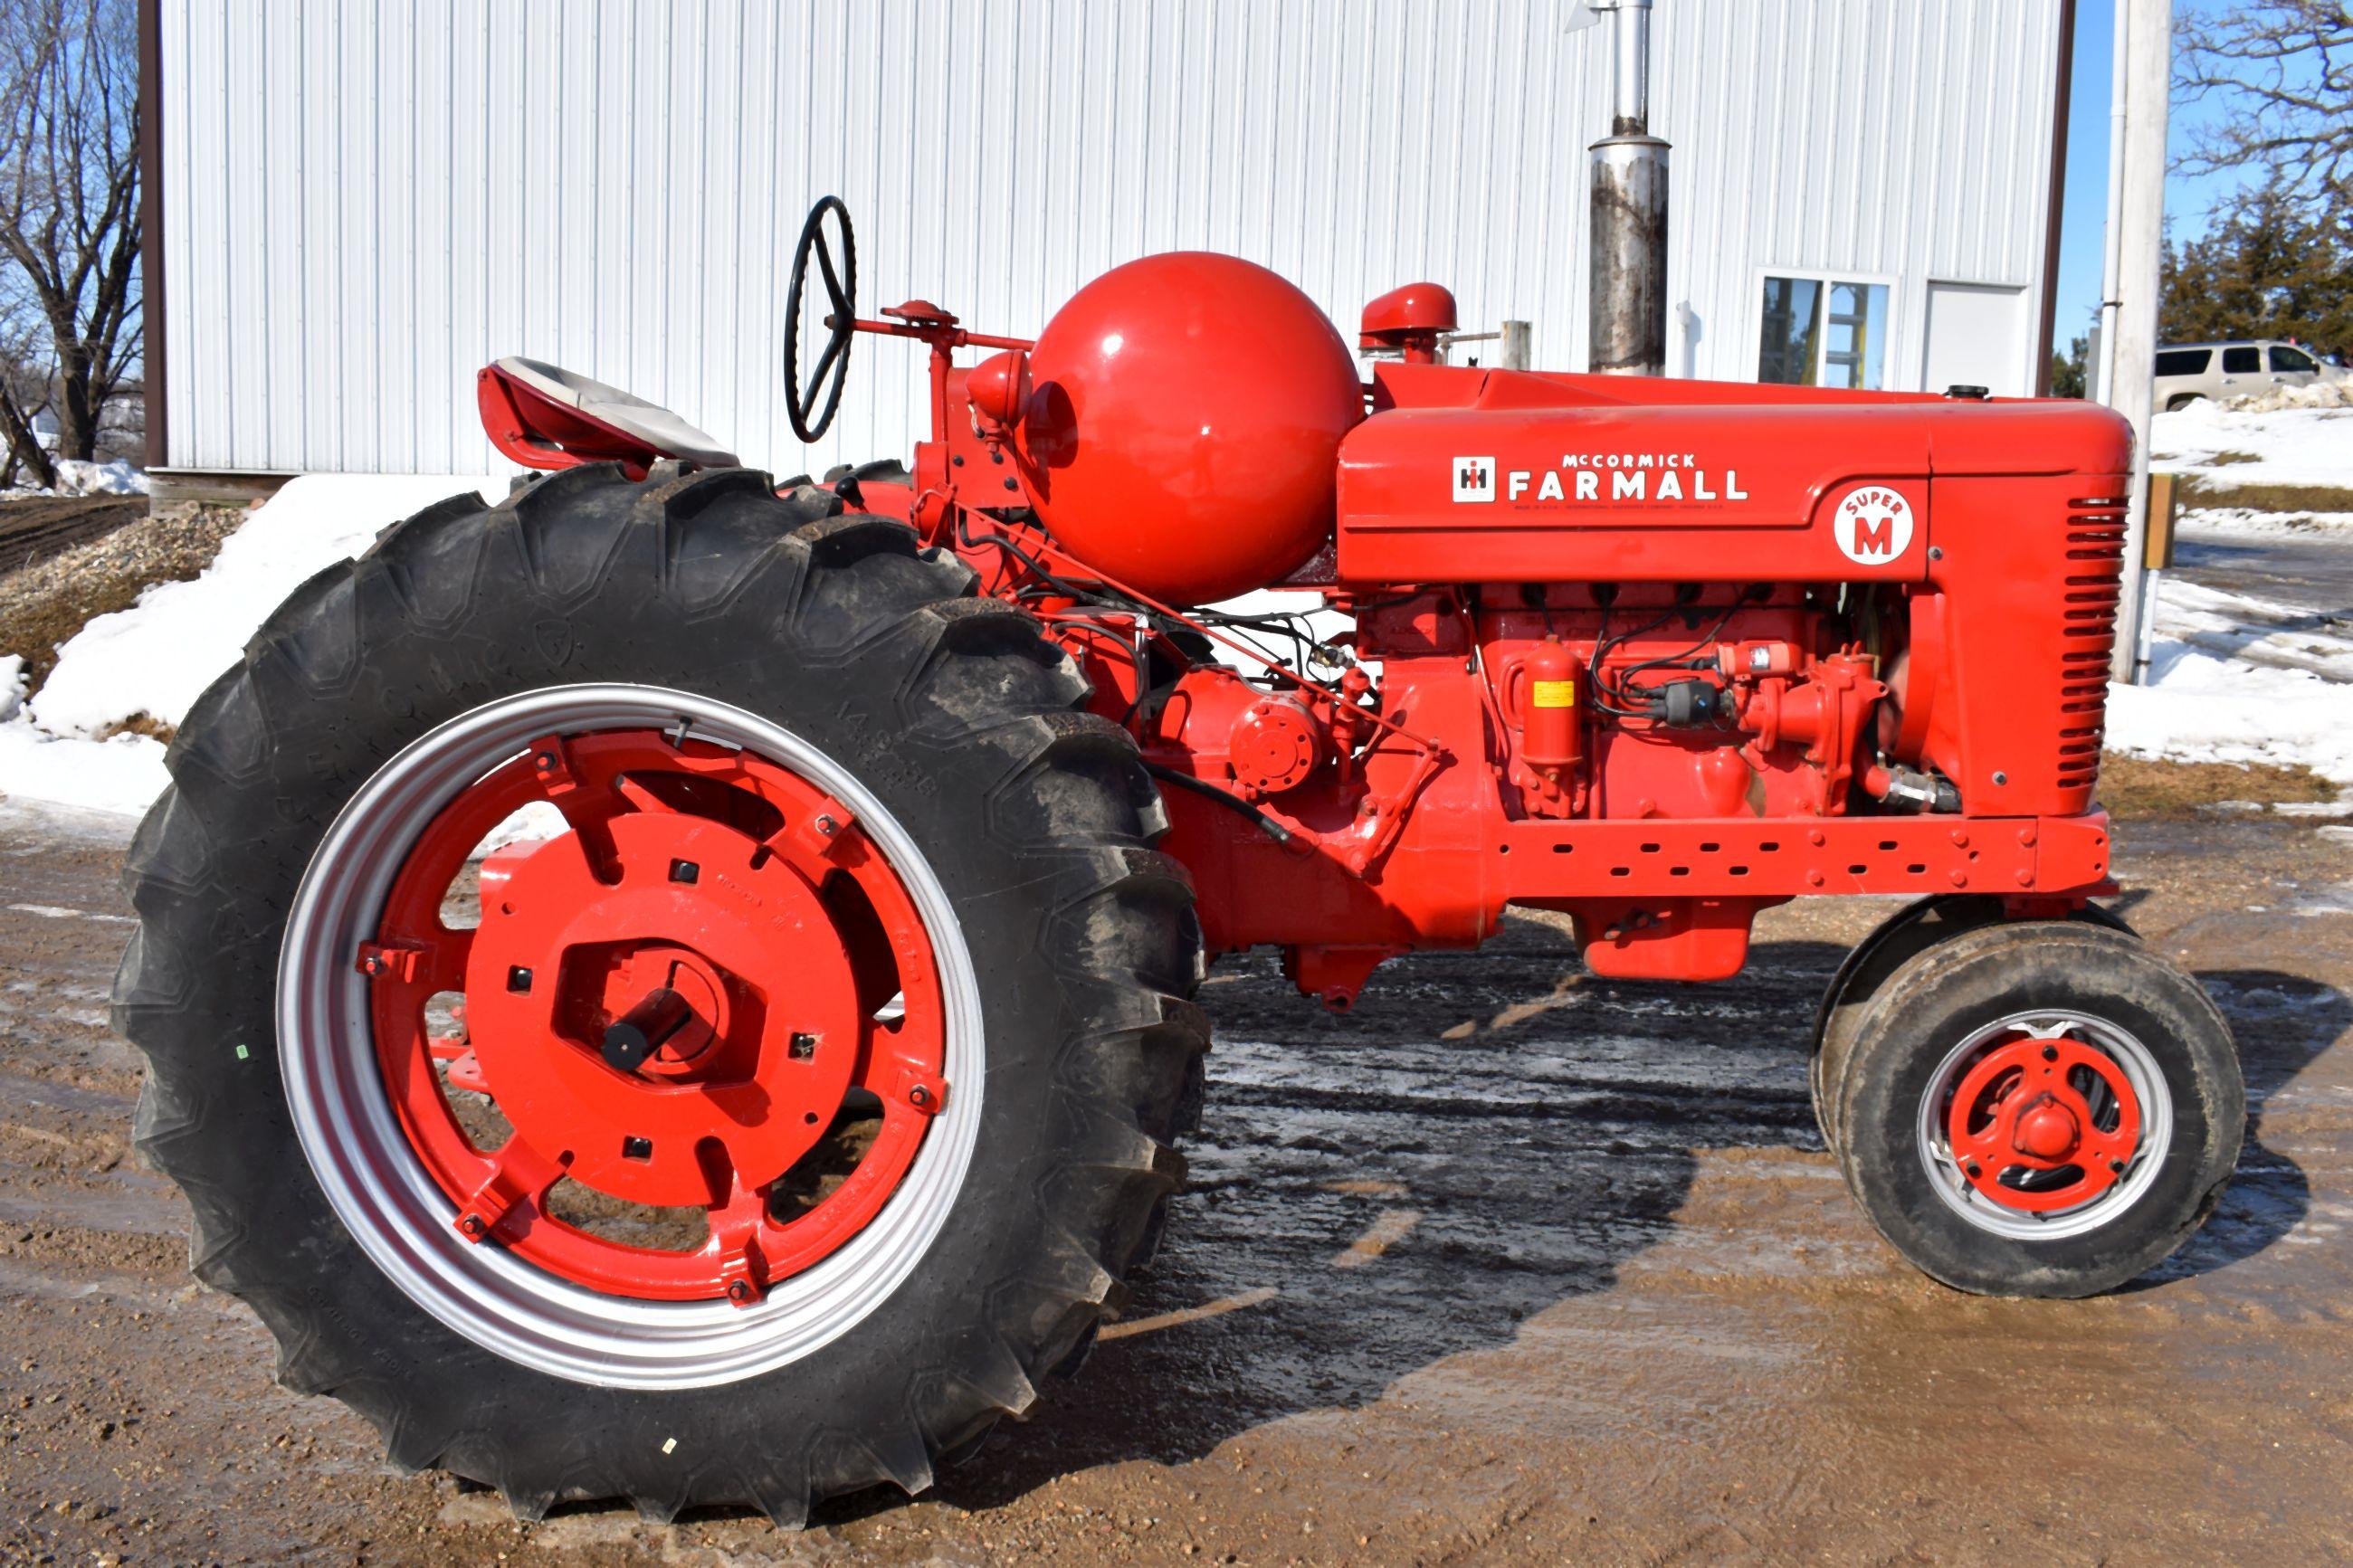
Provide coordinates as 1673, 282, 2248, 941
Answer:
2048, 334, 2090, 398
2160, 181, 2351, 356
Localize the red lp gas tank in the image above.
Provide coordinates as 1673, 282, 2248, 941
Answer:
1015, 252, 1365, 604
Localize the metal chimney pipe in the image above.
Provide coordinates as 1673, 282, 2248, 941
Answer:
1586, 0, 1670, 375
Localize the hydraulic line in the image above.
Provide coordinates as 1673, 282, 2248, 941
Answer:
1141, 761, 1298, 846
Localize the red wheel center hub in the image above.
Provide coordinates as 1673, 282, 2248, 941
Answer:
2012, 1098, 2079, 1161
1945, 1033, 2141, 1212
363, 728, 951, 1306
464, 811, 862, 1208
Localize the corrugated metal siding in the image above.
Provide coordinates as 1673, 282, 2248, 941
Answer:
160, 0, 2062, 475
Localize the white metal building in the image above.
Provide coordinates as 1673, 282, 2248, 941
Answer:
145, 0, 2072, 481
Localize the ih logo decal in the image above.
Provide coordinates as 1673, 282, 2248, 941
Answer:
1834, 485, 1916, 565
1453, 456, 1495, 503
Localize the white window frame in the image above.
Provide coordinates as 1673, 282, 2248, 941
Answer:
1748, 267, 1901, 391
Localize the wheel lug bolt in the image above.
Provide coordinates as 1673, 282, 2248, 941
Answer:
2110, 1159, 2125, 1174
726, 1280, 753, 1303
507, 965, 533, 993
1966, 1162, 1983, 1178
669, 859, 700, 884
789, 1032, 817, 1060
814, 814, 838, 836
460, 1214, 485, 1237
2041, 1043, 2059, 1061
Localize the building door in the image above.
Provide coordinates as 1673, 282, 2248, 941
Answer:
1921, 281, 2029, 395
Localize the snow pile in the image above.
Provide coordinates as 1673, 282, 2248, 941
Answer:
2106, 654, 2353, 784
2223, 379, 2353, 413
0, 722, 170, 817
52, 457, 150, 496
9, 457, 152, 497
2105, 575, 2353, 784
31, 475, 497, 739
0, 650, 165, 814
0, 473, 496, 817
2150, 398, 2353, 496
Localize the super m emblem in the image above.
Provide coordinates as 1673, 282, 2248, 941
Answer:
1834, 485, 1916, 565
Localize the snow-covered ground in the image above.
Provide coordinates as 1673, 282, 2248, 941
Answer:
6, 457, 151, 497
0, 474, 496, 817
2121, 389, 2353, 784
2167, 504, 2353, 538
2149, 380, 2353, 501
2105, 575, 2353, 784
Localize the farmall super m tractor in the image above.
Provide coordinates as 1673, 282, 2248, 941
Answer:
113, 197, 2241, 1522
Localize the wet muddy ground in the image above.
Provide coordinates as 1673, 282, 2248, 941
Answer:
1, 796, 2348, 1565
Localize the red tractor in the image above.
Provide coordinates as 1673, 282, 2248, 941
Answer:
114, 199, 2240, 1523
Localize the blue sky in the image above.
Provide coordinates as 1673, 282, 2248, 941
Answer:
2052, 0, 2257, 349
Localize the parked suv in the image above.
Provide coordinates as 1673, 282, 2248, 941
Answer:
2153, 339, 2342, 410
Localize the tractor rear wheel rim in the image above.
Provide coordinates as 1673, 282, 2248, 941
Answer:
1916, 1008, 2171, 1241
279, 685, 984, 1390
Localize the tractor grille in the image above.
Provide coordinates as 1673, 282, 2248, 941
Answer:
2056, 492, 2129, 794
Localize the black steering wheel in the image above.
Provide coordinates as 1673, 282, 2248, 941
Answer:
784, 196, 858, 442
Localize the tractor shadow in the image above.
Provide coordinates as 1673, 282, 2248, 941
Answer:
2136, 962, 2343, 1285
900, 911, 1834, 1510
794, 908, 2346, 1525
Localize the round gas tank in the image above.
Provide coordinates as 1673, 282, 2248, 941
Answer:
1017, 253, 1363, 604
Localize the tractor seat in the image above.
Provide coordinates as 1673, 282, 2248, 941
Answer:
487, 356, 739, 470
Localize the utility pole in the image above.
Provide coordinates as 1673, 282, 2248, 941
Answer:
2103, 0, 2170, 681
1586, 0, 1669, 375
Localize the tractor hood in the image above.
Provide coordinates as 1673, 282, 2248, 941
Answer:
1335, 366, 2130, 585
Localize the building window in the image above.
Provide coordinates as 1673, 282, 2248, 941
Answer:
1758, 274, 1890, 388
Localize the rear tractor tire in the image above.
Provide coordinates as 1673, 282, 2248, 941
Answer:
1828, 919, 2241, 1297
111, 464, 1208, 1521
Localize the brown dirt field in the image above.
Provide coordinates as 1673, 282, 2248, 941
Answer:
0, 502, 243, 691
2177, 477, 2353, 515
2096, 755, 2339, 818
0, 497, 147, 576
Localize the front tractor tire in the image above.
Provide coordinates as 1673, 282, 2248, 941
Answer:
111, 465, 1207, 1521
1828, 919, 2242, 1297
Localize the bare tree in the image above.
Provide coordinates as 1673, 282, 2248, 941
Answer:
2176, 2, 2353, 213
0, 0, 138, 478
0, 271, 55, 488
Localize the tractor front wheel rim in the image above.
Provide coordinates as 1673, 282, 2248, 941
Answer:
1915, 1008, 2172, 1242
278, 685, 984, 1390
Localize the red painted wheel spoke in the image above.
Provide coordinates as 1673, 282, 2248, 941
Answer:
414, 927, 473, 993
702, 1170, 782, 1305
523, 736, 625, 857
2067, 1081, 2139, 1172
1948, 1117, 2006, 1167
454, 1135, 568, 1242
856, 1027, 949, 1119
612, 771, 688, 817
